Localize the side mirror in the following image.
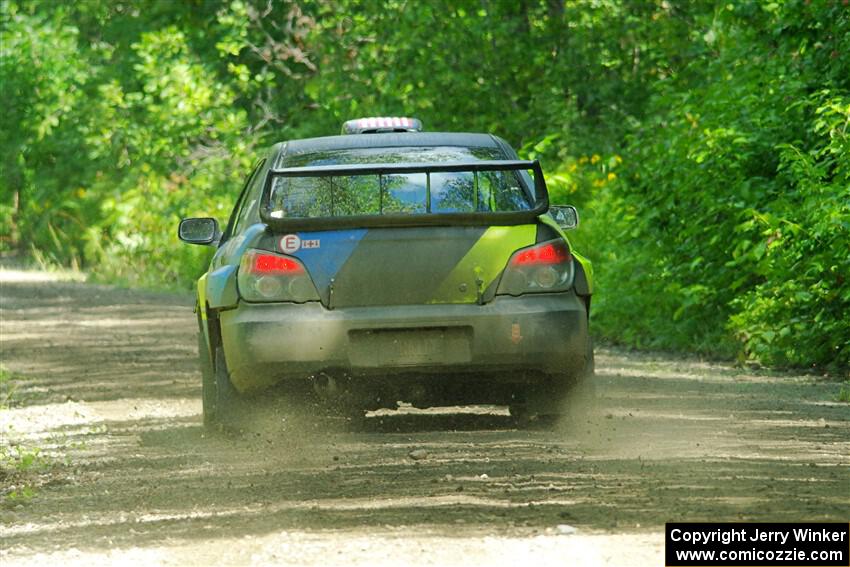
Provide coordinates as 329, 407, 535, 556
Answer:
550, 205, 579, 230
178, 217, 220, 245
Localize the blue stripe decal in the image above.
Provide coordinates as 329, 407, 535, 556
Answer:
293, 229, 367, 290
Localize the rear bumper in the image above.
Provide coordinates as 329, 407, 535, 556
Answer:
220, 292, 588, 392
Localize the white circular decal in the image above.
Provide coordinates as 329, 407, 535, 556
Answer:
279, 234, 301, 253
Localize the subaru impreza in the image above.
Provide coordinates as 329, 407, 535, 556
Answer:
178, 117, 594, 428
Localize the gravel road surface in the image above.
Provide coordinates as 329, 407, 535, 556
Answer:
1, 269, 847, 566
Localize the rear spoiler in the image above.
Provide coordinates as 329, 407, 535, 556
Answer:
259, 160, 550, 231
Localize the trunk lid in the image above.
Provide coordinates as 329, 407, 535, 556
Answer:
274, 225, 536, 307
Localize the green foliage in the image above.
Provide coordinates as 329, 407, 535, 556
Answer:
81, 26, 252, 287
728, 104, 850, 368
0, 444, 50, 505
306, 0, 701, 149
2, 3, 252, 287
1, 446, 47, 473
0, 3, 90, 261
2, 0, 847, 369
589, 2, 849, 369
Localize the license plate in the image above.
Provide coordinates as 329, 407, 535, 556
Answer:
349, 327, 472, 367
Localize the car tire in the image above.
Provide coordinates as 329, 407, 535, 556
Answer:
203, 346, 242, 431
511, 338, 596, 427
198, 328, 217, 428
572, 337, 597, 406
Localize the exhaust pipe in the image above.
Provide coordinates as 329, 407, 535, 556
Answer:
311, 372, 339, 398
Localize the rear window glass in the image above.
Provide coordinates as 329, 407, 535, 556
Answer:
268, 147, 532, 219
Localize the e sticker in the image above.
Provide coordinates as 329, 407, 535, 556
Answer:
279, 234, 301, 253
279, 234, 320, 253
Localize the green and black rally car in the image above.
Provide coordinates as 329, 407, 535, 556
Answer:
179, 117, 594, 427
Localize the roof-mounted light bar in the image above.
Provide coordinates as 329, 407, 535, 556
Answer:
341, 116, 423, 135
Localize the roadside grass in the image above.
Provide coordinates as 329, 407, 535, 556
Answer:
835, 381, 850, 404
0, 365, 16, 408
0, 252, 86, 282
0, 365, 40, 409
0, 366, 57, 507
0, 445, 51, 505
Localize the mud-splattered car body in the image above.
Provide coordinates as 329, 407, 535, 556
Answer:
179, 121, 594, 426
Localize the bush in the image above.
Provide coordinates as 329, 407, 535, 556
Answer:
588, 2, 850, 369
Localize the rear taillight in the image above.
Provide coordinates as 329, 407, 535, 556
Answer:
497, 239, 574, 296
237, 249, 319, 303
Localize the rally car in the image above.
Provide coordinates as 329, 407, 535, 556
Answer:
178, 117, 594, 428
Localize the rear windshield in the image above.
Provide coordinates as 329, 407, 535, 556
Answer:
269, 147, 532, 219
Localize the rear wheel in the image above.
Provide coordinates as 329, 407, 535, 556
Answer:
511, 339, 596, 427
199, 331, 217, 428
197, 311, 220, 429
201, 346, 242, 431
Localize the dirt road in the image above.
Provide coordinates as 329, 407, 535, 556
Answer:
1, 270, 848, 566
